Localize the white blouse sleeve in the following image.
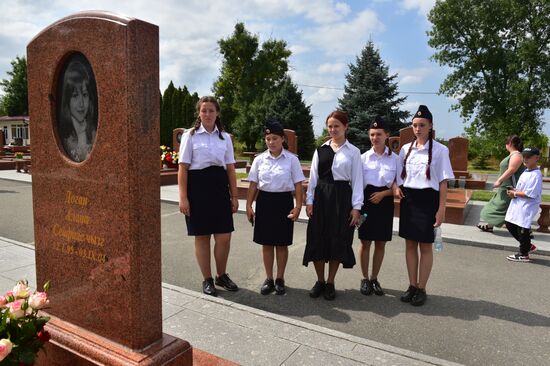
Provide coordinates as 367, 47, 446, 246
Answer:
291, 154, 306, 184
436, 146, 455, 182
247, 155, 260, 183
306, 150, 319, 205
224, 133, 236, 165
350, 149, 364, 210
179, 131, 193, 165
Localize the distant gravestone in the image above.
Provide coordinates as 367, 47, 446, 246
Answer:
173, 127, 185, 154
28, 11, 191, 365
398, 126, 436, 152
448, 137, 469, 172
388, 136, 400, 153
284, 129, 297, 155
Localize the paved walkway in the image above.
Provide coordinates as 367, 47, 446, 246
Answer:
0, 237, 460, 366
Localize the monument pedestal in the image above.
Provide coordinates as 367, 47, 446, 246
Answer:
37, 315, 192, 366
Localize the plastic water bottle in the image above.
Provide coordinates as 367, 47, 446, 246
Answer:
356, 213, 368, 228
434, 226, 443, 252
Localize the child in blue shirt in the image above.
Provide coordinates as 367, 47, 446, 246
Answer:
504, 147, 542, 262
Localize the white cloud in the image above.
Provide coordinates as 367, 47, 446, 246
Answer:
394, 66, 433, 85
289, 44, 310, 55
400, 0, 436, 15
301, 9, 384, 55
248, 0, 351, 24
317, 62, 346, 74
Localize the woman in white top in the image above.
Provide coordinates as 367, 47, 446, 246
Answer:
178, 96, 239, 297
358, 116, 401, 297
246, 119, 305, 295
395, 105, 454, 306
303, 110, 363, 300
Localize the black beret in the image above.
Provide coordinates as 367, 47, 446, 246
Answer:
265, 118, 284, 135
412, 105, 433, 122
370, 115, 389, 130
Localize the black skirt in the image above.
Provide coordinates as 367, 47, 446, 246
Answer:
398, 187, 439, 243
358, 185, 394, 242
253, 190, 294, 246
303, 180, 356, 268
185, 166, 234, 236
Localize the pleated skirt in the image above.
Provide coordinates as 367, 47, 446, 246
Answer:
398, 187, 439, 243
253, 190, 294, 246
303, 181, 356, 268
185, 166, 234, 236
358, 185, 394, 242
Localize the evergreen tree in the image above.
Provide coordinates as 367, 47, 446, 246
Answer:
0, 56, 28, 116
171, 87, 184, 132
160, 81, 175, 147
339, 41, 410, 152
265, 77, 315, 160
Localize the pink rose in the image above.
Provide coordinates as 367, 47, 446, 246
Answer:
0, 339, 13, 361
0, 296, 6, 306
7, 299, 26, 319
12, 281, 30, 299
28, 292, 49, 310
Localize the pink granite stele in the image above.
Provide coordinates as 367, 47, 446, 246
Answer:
27, 11, 191, 365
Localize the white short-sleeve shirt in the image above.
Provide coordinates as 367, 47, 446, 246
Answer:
247, 149, 305, 192
399, 139, 454, 190
505, 168, 542, 229
306, 140, 364, 209
178, 124, 236, 170
361, 146, 402, 188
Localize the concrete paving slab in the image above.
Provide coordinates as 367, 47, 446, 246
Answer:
164, 308, 300, 366
281, 345, 365, 366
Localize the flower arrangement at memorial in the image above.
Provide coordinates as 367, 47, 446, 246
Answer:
0, 280, 51, 365
14, 152, 23, 160
160, 145, 178, 168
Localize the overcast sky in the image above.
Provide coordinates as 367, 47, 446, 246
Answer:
1, 0, 548, 139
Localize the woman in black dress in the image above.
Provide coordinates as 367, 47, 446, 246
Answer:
303, 111, 363, 300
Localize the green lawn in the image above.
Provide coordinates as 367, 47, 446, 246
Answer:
472, 190, 550, 202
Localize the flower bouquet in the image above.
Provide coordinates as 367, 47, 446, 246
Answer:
0, 280, 51, 365
14, 152, 23, 160
160, 145, 178, 169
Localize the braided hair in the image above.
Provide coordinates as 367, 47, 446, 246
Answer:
400, 129, 433, 180
190, 96, 225, 140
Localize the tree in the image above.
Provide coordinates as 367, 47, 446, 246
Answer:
265, 77, 316, 159
338, 41, 410, 152
160, 81, 175, 147
0, 56, 28, 116
213, 23, 291, 150
428, 0, 550, 150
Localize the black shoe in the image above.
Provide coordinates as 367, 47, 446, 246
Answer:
400, 285, 417, 303
202, 278, 217, 296
371, 278, 384, 296
309, 281, 325, 298
360, 278, 373, 296
411, 288, 427, 306
324, 283, 336, 300
215, 273, 239, 291
274, 278, 286, 295
260, 278, 275, 295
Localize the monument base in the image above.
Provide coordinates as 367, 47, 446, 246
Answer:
36, 315, 192, 366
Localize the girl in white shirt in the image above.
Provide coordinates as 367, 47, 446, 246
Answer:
178, 96, 239, 297
246, 119, 305, 295
358, 116, 402, 297
303, 111, 363, 301
395, 105, 454, 306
